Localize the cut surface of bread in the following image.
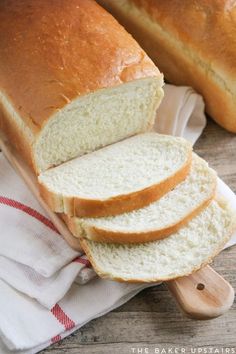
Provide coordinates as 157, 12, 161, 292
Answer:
80, 199, 236, 282
64, 154, 216, 243
38, 133, 192, 217
32, 78, 163, 173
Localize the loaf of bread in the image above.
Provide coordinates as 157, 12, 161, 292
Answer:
97, 0, 236, 133
0, 0, 163, 174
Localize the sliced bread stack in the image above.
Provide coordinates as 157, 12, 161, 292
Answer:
38, 132, 236, 282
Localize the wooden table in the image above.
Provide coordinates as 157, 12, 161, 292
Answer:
41, 119, 236, 354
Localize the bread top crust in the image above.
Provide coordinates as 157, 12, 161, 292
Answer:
0, 0, 161, 131
130, 0, 236, 83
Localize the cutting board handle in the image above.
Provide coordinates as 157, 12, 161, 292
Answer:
166, 265, 235, 320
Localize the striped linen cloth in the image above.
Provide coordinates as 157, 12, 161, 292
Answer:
0, 85, 236, 353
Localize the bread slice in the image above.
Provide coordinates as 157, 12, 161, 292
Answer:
64, 154, 216, 243
38, 133, 192, 217
80, 199, 236, 282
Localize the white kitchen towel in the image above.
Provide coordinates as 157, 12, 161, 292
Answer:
0, 155, 96, 309
155, 84, 206, 143
0, 84, 235, 354
0, 155, 79, 276
0, 279, 152, 353
0, 255, 93, 309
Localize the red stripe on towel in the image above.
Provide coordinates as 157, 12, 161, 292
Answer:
73, 256, 91, 267
0, 196, 59, 234
51, 304, 75, 331
51, 335, 62, 344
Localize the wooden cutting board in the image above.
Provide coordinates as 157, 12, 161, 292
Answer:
0, 135, 234, 320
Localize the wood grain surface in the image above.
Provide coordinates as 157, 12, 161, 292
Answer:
41, 119, 236, 354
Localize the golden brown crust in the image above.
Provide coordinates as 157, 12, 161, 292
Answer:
0, 101, 35, 170
130, 0, 236, 76
0, 0, 160, 131
98, 0, 236, 132
39, 149, 192, 218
